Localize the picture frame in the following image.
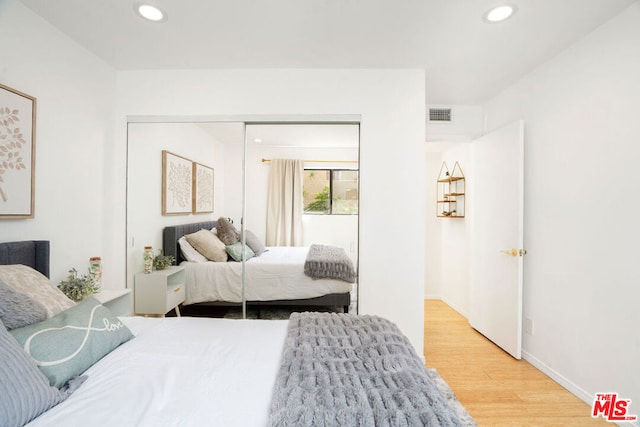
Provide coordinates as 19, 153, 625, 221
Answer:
192, 162, 214, 214
0, 83, 36, 219
162, 150, 193, 215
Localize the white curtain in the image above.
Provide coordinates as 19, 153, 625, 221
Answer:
266, 159, 304, 246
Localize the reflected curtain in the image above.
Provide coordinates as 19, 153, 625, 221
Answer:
266, 159, 304, 246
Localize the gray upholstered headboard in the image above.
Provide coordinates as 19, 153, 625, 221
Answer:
163, 221, 217, 265
0, 240, 50, 278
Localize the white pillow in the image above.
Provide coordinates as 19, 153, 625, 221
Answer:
178, 236, 208, 263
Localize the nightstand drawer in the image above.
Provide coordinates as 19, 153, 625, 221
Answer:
167, 283, 185, 310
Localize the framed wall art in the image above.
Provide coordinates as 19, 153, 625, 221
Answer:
192, 162, 214, 214
162, 150, 193, 215
0, 83, 36, 219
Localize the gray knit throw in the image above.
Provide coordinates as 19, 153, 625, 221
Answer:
304, 244, 356, 283
267, 312, 468, 426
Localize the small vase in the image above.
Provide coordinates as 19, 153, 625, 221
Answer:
143, 246, 154, 274
89, 257, 102, 288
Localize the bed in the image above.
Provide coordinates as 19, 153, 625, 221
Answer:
162, 221, 354, 313
0, 239, 475, 427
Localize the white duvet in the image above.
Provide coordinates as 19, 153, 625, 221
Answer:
27, 316, 289, 427
182, 246, 353, 304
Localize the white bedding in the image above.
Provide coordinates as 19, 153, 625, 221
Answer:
26, 316, 289, 427
182, 246, 353, 304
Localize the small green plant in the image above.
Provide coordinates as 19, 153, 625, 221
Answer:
153, 251, 175, 270
58, 268, 99, 302
305, 186, 330, 213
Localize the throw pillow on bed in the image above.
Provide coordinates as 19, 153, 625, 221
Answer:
0, 319, 68, 427
244, 230, 267, 256
10, 297, 134, 389
226, 242, 256, 262
184, 229, 228, 262
216, 217, 239, 245
0, 278, 47, 329
0, 265, 75, 319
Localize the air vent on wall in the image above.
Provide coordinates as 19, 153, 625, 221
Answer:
429, 108, 452, 122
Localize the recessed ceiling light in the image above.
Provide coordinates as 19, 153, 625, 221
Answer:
253, 138, 263, 143
135, 4, 167, 22
483, 4, 517, 23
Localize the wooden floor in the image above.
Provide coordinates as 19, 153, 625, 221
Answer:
424, 299, 609, 427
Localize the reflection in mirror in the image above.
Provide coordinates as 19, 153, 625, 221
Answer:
126, 121, 359, 317
126, 121, 244, 292
245, 123, 359, 312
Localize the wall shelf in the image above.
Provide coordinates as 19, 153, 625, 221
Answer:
437, 161, 465, 218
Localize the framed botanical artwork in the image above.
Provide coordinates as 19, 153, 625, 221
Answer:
192, 162, 214, 214
0, 83, 36, 219
162, 150, 193, 215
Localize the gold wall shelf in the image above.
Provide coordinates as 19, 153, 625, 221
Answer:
436, 161, 465, 218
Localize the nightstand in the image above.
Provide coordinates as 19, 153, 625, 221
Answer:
134, 266, 186, 316
94, 289, 133, 317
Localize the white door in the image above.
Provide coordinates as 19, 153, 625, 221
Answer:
469, 120, 525, 359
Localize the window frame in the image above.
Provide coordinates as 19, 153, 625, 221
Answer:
303, 168, 358, 215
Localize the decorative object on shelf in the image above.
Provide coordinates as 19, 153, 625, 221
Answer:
162, 150, 193, 215
88, 257, 102, 288
437, 161, 465, 218
143, 246, 154, 274
192, 161, 214, 214
152, 251, 175, 271
58, 268, 100, 302
0, 83, 37, 219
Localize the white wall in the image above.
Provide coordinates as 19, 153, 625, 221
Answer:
0, 0, 116, 284
424, 151, 442, 298
425, 105, 483, 142
424, 105, 481, 302
484, 2, 640, 412
126, 123, 225, 287
113, 69, 426, 352
438, 145, 472, 316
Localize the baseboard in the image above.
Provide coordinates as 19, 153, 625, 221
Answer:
522, 350, 640, 427
440, 296, 468, 319
424, 294, 441, 300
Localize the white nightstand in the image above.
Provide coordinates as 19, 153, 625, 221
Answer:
134, 266, 186, 316
94, 289, 133, 317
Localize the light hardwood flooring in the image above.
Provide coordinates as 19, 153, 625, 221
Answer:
424, 299, 609, 427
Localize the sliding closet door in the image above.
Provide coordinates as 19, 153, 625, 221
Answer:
126, 121, 246, 314
127, 119, 359, 318
244, 123, 360, 313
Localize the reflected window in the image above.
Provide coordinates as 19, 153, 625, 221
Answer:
303, 169, 358, 215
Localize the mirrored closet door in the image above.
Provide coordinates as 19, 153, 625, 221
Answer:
126, 120, 359, 318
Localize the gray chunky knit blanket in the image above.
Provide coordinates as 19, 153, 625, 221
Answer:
304, 244, 356, 283
267, 312, 467, 426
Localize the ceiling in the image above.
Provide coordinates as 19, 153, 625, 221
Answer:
18, 0, 636, 105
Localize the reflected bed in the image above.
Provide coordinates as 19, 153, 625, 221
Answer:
162, 221, 353, 313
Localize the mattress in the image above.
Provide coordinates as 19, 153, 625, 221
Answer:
182, 246, 353, 304
26, 316, 289, 427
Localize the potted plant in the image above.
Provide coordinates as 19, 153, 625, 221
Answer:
58, 268, 100, 302
153, 251, 175, 270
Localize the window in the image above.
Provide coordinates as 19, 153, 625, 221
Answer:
303, 169, 358, 215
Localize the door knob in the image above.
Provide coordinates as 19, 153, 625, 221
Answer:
500, 248, 527, 257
